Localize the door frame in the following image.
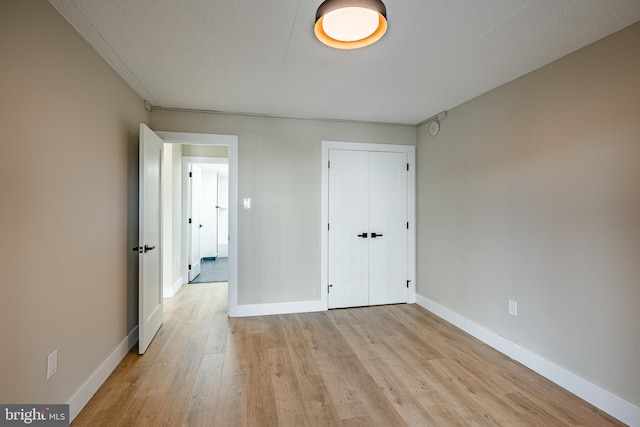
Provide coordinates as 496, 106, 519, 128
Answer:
321, 140, 416, 310
157, 131, 239, 317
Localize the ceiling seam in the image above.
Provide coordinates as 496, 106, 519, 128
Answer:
470, 0, 534, 48
277, 0, 303, 84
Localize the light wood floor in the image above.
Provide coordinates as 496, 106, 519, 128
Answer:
73, 283, 623, 426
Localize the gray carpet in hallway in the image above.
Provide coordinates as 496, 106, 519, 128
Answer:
190, 257, 228, 283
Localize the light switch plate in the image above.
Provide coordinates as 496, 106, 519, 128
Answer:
508, 299, 518, 316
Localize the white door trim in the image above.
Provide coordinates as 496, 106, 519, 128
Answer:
156, 131, 239, 317
321, 140, 416, 311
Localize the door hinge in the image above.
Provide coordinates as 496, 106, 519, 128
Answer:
406, 163, 409, 171
328, 160, 331, 168
407, 280, 411, 288
328, 223, 330, 231
328, 284, 333, 293
188, 218, 192, 224
407, 222, 409, 230
189, 172, 192, 177
188, 264, 192, 270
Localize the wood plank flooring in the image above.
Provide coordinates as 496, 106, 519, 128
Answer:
72, 283, 624, 426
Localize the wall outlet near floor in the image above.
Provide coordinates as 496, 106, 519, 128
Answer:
47, 350, 58, 379
508, 299, 518, 317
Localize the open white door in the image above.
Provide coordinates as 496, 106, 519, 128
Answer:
138, 124, 163, 354
188, 165, 202, 281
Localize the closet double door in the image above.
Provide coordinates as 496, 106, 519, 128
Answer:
328, 150, 408, 309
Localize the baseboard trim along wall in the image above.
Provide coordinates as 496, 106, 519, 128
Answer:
231, 299, 326, 317
416, 295, 640, 427
68, 326, 139, 422
163, 276, 184, 298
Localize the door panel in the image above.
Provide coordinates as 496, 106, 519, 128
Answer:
369, 152, 408, 305
138, 124, 163, 354
212, 173, 219, 258
328, 150, 369, 308
188, 165, 202, 281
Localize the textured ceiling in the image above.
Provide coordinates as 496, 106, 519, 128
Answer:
50, 0, 640, 125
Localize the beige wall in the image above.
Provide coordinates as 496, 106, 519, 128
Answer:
417, 22, 640, 406
151, 111, 416, 304
0, 0, 148, 404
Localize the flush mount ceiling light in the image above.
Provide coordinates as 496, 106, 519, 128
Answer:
314, 0, 387, 49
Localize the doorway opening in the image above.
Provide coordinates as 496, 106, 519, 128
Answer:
157, 131, 239, 317
185, 159, 229, 284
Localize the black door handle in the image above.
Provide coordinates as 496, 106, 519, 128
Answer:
132, 246, 142, 253
371, 233, 383, 238
144, 245, 156, 253
357, 233, 368, 238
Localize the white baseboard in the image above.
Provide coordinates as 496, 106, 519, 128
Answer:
230, 299, 326, 317
415, 294, 640, 427
68, 326, 138, 422
163, 276, 184, 298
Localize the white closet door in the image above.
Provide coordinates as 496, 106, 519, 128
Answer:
328, 150, 369, 309
188, 165, 202, 281
369, 151, 408, 305
327, 149, 408, 309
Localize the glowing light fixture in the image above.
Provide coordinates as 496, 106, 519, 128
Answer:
314, 0, 387, 49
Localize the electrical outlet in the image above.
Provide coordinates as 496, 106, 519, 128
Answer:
47, 350, 57, 379
508, 299, 518, 317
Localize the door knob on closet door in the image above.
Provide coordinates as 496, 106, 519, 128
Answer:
357, 233, 368, 238
371, 233, 383, 238
144, 245, 156, 252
